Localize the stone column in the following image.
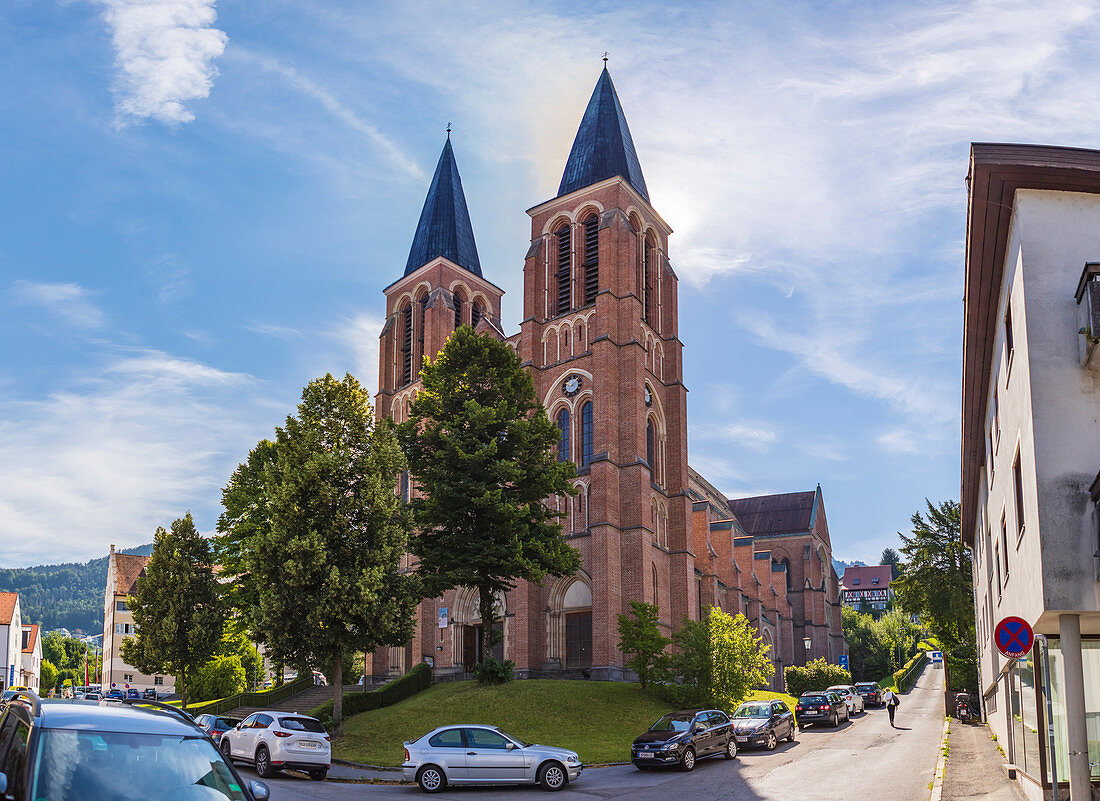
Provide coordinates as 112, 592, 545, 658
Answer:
1059, 613, 1090, 800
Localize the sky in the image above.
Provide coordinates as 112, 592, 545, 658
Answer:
3, 0, 1100, 568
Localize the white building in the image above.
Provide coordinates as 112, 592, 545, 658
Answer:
19, 624, 41, 691
0, 593, 22, 691
102, 545, 175, 694
963, 143, 1100, 801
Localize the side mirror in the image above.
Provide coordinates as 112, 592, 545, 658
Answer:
505, 742, 515, 750
249, 780, 270, 800
235, 723, 243, 730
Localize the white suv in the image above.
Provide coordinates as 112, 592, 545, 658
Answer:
826, 684, 865, 715
221, 710, 331, 781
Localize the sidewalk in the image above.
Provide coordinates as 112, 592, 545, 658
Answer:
941, 720, 1026, 801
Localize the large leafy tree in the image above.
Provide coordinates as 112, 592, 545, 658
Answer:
400, 327, 581, 669
120, 513, 224, 709
245, 373, 419, 733
893, 499, 976, 688
671, 608, 774, 710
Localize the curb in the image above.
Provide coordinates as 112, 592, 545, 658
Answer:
330, 758, 402, 772
930, 717, 950, 801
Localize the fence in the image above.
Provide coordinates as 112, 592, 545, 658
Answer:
181, 674, 314, 716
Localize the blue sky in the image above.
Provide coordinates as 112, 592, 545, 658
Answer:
3, 0, 1098, 567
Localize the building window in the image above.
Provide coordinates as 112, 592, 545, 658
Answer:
400, 302, 414, 386
1000, 515, 1009, 583
154, 676, 163, 686
453, 288, 465, 329
400, 469, 410, 503
697, 578, 705, 621
555, 223, 571, 316
556, 408, 570, 463
1013, 449, 1025, 540
123, 673, 134, 683
471, 300, 484, 328
993, 388, 1000, 447
580, 402, 594, 466
993, 542, 1002, 600
1005, 302, 1014, 366
582, 214, 599, 306
115, 599, 128, 612
643, 235, 657, 326
652, 563, 659, 606
646, 419, 655, 472
781, 557, 791, 591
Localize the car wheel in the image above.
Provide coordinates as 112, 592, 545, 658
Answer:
680, 747, 696, 771
255, 746, 274, 779
786, 724, 796, 742
766, 731, 777, 751
417, 765, 446, 794
830, 713, 837, 728
539, 761, 568, 791
309, 769, 327, 781
220, 738, 232, 761
724, 737, 737, 759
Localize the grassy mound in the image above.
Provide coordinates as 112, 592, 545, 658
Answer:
333, 679, 798, 766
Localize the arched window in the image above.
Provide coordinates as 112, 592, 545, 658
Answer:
471, 300, 484, 328
646, 419, 655, 473
417, 290, 429, 364
582, 213, 599, 306
580, 401, 594, 467
781, 557, 792, 591
556, 408, 570, 463
400, 302, 413, 386
453, 288, 466, 329
555, 223, 571, 316
651, 563, 659, 606
643, 235, 657, 327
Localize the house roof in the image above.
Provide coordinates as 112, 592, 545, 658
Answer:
0, 593, 17, 626
21, 623, 38, 653
962, 143, 1100, 545
840, 565, 893, 591
404, 137, 482, 277
727, 490, 819, 537
557, 67, 649, 203
114, 553, 150, 595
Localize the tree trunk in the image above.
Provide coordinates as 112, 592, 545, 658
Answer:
332, 654, 344, 737
478, 587, 495, 666
179, 666, 188, 711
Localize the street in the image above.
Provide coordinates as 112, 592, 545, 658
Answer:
240, 664, 944, 801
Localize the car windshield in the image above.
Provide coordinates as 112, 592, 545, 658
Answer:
649, 714, 694, 732
279, 717, 326, 733
734, 703, 771, 718
31, 729, 248, 801
800, 696, 826, 705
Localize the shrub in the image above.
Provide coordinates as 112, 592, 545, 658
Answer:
473, 657, 515, 685
784, 658, 852, 697
309, 662, 432, 730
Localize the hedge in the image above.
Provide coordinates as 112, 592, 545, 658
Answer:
309, 663, 432, 730
783, 658, 852, 697
882, 650, 927, 692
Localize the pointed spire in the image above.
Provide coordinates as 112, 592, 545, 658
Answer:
557, 67, 649, 202
405, 137, 482, 277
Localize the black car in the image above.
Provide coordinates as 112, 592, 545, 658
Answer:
631, 709, 737, 770
0, 691, 270, 800
195, 713, 245, 746
731, 699, 796, 749
795, 691, 848, 727
855, 682, 884, 707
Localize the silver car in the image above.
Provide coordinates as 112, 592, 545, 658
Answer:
402, 724, 582, 793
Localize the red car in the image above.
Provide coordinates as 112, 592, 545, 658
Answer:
195, 713, 244, 746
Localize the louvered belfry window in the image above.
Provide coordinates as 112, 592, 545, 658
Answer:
453, 290, 464, 329
555, 224, 571, 316
471, 301, 483, 328
418, 293, 428, 364
400, 303, 413, 385
583, 214, 599, 306
643, 237, 657, 326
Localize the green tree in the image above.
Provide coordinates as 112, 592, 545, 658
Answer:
880, 547, 901, 580
617, 601, 671, 690
893, 499, 975, 690
400, 327, 581, 673
190, 655, 247, 702
120, 513, 224, 709
244, 373, 418, 733
40, 659, 58, 694
669, 608, 774, 710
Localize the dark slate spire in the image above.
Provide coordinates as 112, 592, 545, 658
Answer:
404, 137, 482, 277
557, 67, 649, 202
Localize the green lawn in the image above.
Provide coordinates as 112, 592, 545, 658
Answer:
333, 680, 794, 767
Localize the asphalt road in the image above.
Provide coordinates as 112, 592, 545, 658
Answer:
242, 664, 945, 801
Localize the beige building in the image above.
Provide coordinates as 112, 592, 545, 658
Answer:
963, 143, 1100, 801
19, 624, 40, 691
102, 545, 175, 694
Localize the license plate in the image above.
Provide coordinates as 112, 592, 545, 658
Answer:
637, 752, 655, 759
299, 741, 319, 748
736, 737, 748, 743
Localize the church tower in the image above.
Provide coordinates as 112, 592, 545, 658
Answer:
515, 67, 694, 675
377, 136, 505, 426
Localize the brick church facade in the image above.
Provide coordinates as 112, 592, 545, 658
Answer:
369, 68, 845, 687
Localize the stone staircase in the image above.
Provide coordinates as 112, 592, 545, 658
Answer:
232, 684, 377, 718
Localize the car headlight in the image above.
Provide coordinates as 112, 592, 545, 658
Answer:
659, 742, 677, 750
566, 755, 577, 763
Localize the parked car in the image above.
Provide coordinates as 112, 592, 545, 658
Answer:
0, 690, 270, 800
795, 691, 849, 727
826, 684, 865, 715
731, 700, 796, 749
105, 689, 124, 700
854, 681, 884, 707
83, 692, 102, 701
402, 724, 582, 793
72, 692, 85, 700
222, 711, 331, 781
631, 709, 736, 771
195, 713, 244, 746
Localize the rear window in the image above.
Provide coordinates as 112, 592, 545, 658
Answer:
855, 683, 877, 690
799, 696, 826, 705
215, 718, 240, 729
279, 717, 326, 733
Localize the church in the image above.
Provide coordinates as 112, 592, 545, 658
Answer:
368, 67, 845, 688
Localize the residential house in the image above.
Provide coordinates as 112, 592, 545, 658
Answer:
840, 565, 894, 612
19, 624, 40, 691
0, 593, 21, 691
102, 545, 175, 694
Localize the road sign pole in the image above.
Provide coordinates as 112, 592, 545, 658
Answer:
1036, 634, 1058, 798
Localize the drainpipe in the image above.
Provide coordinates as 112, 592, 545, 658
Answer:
1059, 614, 1090, 800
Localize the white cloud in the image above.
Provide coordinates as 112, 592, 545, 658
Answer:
96, 0, 228, 125
696, 421, 779, 453
12, 280, 105, 328
877, 429, 923, 455
331, 313, 384, 399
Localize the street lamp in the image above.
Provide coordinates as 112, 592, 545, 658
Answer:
803, 637, 812, 653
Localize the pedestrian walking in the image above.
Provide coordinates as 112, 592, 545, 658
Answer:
883, 688, 900, 726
